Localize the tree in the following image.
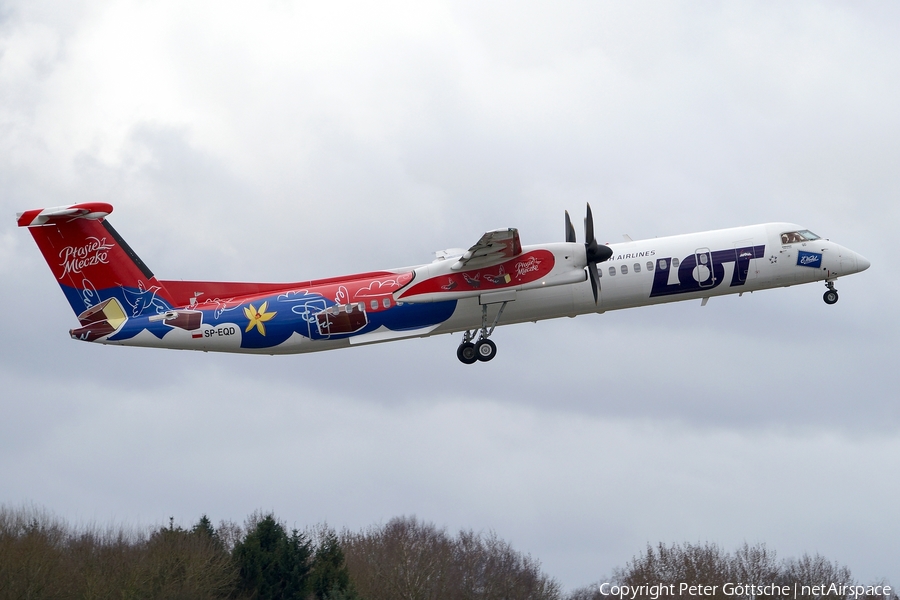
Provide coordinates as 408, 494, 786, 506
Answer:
233, 513, 312, 600
143, 517, 237, 599
193, 515, 218, 541
341, 515, 561, 600
581, 542, 875, 600
309, 528, 357, 600
780, 554, 853, 599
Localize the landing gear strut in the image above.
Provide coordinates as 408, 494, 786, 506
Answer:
456, 302, 508, 364
823, 281, 839, 305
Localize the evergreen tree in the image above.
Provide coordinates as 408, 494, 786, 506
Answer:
192, 515, 216, 538
192, 514, 225, 553
309, 529, 356, 600
233, 513, 312, 600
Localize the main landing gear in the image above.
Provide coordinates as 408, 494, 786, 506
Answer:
823, 281, 839, 305
456, 302, 507, 364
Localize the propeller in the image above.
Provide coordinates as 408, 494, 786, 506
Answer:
565, 211, 577, 243
565, 203, 613, 304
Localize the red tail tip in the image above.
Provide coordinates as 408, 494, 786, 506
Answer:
16, 202, 114, 228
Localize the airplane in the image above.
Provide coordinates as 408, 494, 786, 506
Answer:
17, 202, 870, 364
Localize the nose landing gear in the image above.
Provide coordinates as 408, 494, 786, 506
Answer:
823, 281, 839, 305
456, 302, 507, 364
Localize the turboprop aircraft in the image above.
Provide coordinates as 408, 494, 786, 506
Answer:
17, 202, 869, 364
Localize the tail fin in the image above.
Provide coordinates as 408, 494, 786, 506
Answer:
17, 203, 174, 319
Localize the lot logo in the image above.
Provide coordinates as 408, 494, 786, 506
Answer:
797, 251, 822, 268
650, 245, 766, 298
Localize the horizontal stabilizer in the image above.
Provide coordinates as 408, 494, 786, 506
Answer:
17, 202, 113, 227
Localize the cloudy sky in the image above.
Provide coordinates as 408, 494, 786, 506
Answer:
2, 0, 898, 590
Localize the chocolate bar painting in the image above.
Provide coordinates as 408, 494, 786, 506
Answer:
316, 304, 368, 336
148, 310, 203, 331
69, 297, 128, 342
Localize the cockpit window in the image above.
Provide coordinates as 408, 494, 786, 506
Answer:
781, 230, 820, 244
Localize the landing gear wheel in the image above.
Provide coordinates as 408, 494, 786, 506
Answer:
475, 339, 497, 362
823, 290, 839, 305
457, 342, 478, 364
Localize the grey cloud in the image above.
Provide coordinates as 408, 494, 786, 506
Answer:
2, 1, 898, 591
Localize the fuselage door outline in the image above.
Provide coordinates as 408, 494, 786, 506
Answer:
694, 248, 714, 287
732, 239, 756, 284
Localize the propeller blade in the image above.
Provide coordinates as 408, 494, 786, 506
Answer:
584, 202, 612, 263
587, 261, 600, 304
565, 211, 576, 243
573, 202, 611, 304
584, 202, 595, 245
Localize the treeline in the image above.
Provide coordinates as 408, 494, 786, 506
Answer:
0, 506, 556, 600
1, 505, 895, 600
569, 543, 897, 600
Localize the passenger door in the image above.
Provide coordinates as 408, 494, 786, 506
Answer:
694, 248, 714, 288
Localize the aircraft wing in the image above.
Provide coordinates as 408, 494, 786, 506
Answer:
451, 228, 522, 271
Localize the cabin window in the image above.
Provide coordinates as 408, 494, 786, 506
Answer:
609, 266, 616, 276
370, 300, 378, 310
647, 261, 654, 271
382, 298, 391, 308
358, 303, 365, 312
699, 253, 708, 265
634, 263, 641, 273
621, 264, 628, 275
672, 258, 680, 269
658, 259, 667, 270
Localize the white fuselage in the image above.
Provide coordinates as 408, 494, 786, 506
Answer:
97, 222, 869, 355
425, 222, 867, 337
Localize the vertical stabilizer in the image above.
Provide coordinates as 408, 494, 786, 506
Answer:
17, 203, 174, 319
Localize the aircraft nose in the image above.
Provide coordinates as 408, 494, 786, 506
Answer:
856, 252, 871, 272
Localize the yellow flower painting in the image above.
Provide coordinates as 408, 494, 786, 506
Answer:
243, 301, 276, 335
